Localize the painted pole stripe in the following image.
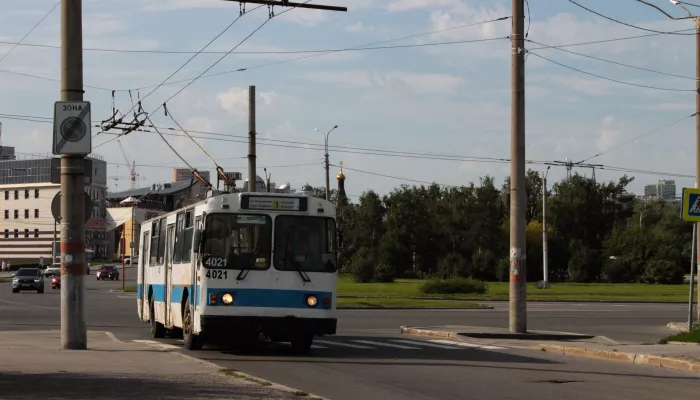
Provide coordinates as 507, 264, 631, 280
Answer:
351, 340, 420, 349
60, 242, 86, 252
314, 340, 374, 349
390, 339, 465, 350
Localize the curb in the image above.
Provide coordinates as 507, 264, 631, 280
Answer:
537, 344, 700, 374
339, 296, 689, 304
399, 326, 465, 341
162, 349, 329, 399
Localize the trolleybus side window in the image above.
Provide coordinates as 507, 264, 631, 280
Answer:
202, 214, 272, 269
142, 232, 150, 267
157, 217, 167, 265
149, 220, 159, 265
182, 210, 194, 263
274, 216, 337, 273
173, 212, 186, 263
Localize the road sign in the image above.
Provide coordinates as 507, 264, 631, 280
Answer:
682, 188, 700, 221
40, 257, 44, 266
52, 101, 92, 155
51, 192, 93, 224
130, 242, 134, 249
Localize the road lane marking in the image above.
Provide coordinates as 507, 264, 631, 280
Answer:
133, 339, 180, 350
390, 339, 465, 349
351, 340, 421, 349
314, 340, 374, 349
0, 299, 57, 309
104, 331, 121, 343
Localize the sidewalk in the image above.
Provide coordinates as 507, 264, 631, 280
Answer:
0, 330, 322, 399
401, 325, 700, 374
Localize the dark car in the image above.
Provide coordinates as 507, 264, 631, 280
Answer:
52, 273, 61, 289
96, 265, 119, 281
12, 268, 44, 294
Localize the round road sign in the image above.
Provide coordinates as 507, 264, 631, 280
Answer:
60, 117, 87, 143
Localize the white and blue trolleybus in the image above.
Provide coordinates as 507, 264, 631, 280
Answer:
136, 191, 339, 352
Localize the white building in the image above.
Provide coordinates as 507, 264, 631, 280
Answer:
0, 147, 108, 264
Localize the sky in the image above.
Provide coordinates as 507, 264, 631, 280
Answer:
0, 0, 697, 200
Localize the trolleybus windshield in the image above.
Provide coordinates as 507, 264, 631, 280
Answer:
202, 214, 272, 270
273, 215, 337, 273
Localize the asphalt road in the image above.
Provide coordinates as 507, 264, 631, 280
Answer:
1, 277, 698, 400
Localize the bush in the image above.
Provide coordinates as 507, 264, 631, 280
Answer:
641, 259, 685, 285
420, 277, 487, 295
373, 262, 396, 283
471, 249, 498, 281
349, 247, 376, 283
436, 253, 469, 279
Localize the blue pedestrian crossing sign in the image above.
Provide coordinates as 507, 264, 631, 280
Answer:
682, 188, 700, 221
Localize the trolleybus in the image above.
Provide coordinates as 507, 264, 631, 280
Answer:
136, 190, 339, 352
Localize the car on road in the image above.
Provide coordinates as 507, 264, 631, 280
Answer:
12, 268, 45, 293
96, 265, 119, 281
52, 273, 61, 289
44, 263, 60, 277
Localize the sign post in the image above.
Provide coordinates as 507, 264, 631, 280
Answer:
681, 187, 700, 329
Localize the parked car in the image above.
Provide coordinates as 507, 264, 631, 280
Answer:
52, 273, 61, 289
96, 265, 119, 280
12, 268, 44, 293
44, 263, 60, 277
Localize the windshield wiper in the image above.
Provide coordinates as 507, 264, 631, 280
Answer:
285, 252, 311, 283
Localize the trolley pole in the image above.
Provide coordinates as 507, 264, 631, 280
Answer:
60, 0, 87, 349
248, 86, 256, 193
509, 0, 527, 333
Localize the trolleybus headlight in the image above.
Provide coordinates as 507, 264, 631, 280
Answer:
306, 295, 318, 307
222, 293, 234, 305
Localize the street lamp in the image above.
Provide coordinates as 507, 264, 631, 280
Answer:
315, 125, 338, 201
635, 0, 700, 324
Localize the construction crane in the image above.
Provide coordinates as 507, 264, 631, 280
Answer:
116, 139, 145, 190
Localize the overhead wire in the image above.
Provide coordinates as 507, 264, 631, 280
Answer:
679, 1, 700, 9
526, 38, 693, 80
118, 2, 268, 119
126, 17, 511, 92
526, 51, 696, 92
578, 112, 697, 163
566, 0, 695, 35
0, 1, 60, 65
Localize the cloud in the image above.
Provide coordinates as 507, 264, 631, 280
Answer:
300, 70, 464, 94
387, 0, 459, 12
345, 21, 376, 33
217, 87, 281, 117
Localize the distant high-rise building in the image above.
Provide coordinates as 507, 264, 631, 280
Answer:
644, 180, 676, 201
173, 168, 210, 183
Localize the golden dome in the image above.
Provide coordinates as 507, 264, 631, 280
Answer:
337, 169, 345, 180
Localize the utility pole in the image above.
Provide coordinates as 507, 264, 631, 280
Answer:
60, 0, 87, 349
690, 223, 697, 329
318, 125, 338, 201
248, 85, 256, 193
542, 166, 550, 287
264, 168, 271, 193
637, 0, 700, 328
509, 0, 527, 333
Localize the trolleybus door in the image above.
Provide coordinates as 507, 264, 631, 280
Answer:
164, 224, 175, 327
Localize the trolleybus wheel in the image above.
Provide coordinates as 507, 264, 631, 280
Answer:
290, 334, 313, 354
183, 305, 204, 351
150, 298, 165, 339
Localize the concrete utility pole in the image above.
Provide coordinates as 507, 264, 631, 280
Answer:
60, 0, 87, 349
509, 0, 527, 333
264, 168, 271, 192
695, 16, 700, 324
248, 85, 256, 193
542, 166, 550, 286
318, 125, 338, 201
690, 223, 697, 329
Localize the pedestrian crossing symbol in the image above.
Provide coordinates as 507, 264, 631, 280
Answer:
681, 188, 700, 221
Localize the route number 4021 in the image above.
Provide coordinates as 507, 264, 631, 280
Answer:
205, 269, 228, 279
